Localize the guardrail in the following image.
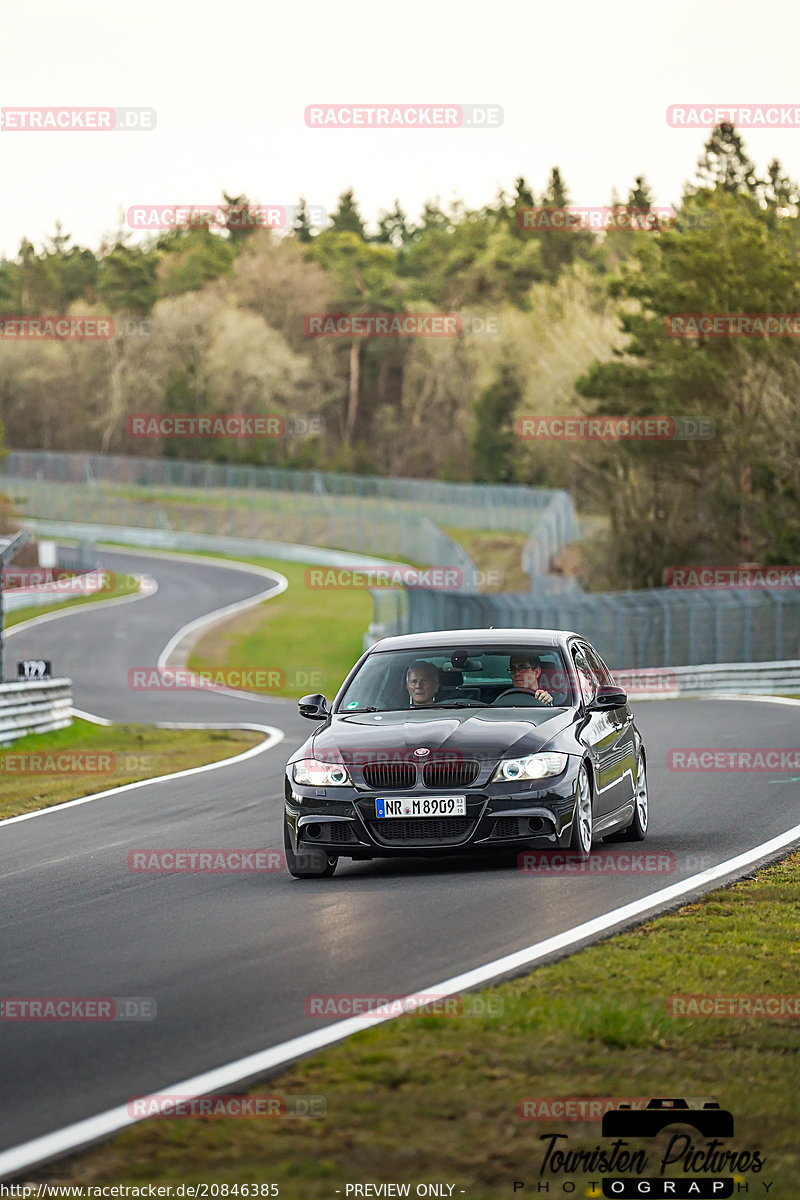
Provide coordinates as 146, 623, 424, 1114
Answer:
17, 519, 411, 570
621, 660, 800, 699
1, 452, 580, 591
0, 678, 73, 746
4, 570, 116, 612
4, 475, 478, 583
3, 450, 577, 534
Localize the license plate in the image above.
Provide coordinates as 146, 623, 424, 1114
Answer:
375, 796, 466, 818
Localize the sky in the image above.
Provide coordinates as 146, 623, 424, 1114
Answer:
2, 0, 800, 257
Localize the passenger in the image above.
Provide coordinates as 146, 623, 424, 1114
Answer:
406, 661, 439, 707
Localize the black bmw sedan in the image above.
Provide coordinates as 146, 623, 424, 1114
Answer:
283, 628, 648, 877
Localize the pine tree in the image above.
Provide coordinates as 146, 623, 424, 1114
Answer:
471, 360, 522, 482
330, 189, 367, 239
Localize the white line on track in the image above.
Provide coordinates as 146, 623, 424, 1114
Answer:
1, 547, 295, 829
2, 698, 800, 1178
82, 544, 292, 706
0, 719, 284, 829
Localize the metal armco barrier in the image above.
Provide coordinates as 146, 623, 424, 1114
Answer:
625, 659, 800, 698
4, 571, 114, 612
17, 519, 407, 571
0, 678, 73, 746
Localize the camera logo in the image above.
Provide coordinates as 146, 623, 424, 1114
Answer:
602, 1097, 734, 1140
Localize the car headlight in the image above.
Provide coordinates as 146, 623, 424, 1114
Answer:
491, 753, 568, 782
292, 758, 352, 787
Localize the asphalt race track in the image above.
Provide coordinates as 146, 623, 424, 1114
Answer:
2, 549, 799, 1166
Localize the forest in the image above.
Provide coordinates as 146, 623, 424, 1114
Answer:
2, 124, 800, 588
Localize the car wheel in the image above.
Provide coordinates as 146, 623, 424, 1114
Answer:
283, 816, 338, 878
569, 763, 593, 859
605, 751, 648, 842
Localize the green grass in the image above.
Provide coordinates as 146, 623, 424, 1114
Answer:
182, 554, 373, 699
0, 718, 262, 818
28, 851, 800, 1194
5, 571, 140, 627
442, 524, 530, 592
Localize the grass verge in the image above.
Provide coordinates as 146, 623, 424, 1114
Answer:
441, 525, 530, 593
183, 555, 372, 700
0, 718, 263, 819
27, 850, 800, 1195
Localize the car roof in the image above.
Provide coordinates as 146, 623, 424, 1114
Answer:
368, 628, 580, 654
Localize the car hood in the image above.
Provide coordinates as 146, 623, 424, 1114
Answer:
294, 706, 576, 765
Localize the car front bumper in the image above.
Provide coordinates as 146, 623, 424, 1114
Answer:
283, 760, 582, 859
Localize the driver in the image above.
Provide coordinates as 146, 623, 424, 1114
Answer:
406, 661, 439, 707
508, 654, 554, 705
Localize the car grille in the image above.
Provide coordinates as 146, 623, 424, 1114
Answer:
368, 818, 474, 844
363, 763, 416, 790
422, 760, 480, 788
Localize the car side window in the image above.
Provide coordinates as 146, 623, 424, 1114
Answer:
583, 644, 614, 688
572, 648, 597, 704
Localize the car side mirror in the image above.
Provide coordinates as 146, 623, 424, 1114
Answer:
298, 694, 330, 720
588, 685, 628, 711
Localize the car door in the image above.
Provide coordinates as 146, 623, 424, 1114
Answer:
572, 642, 626, 819
583, 641, 637, 816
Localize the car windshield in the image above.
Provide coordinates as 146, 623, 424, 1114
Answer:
336, 646, 575, 712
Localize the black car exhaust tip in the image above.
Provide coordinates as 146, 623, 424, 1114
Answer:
527, 817, 545, 833
305, 823, 322, 839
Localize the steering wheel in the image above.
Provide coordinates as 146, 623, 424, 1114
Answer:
491, 688, 553, 707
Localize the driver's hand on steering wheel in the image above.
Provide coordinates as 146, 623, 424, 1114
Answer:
534, 689, 554, 705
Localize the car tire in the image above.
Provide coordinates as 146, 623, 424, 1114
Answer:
568, 762, 593, 859
283, 817, 338, 878
605, 751, 648, 842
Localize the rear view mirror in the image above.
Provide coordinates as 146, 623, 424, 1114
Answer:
298, 694, 329, 720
